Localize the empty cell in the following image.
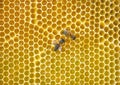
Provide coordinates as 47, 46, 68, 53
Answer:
62, 18, 66, 22
4, 6, 9, 11
90, 4, 95, 9
47, 2, 52, 8
9, 9, 14, 14
113, 20, 119, 25
115, 13, 120, 18
95, 7, 100, 12
100, 4, 105, 9
42, 6, 47, 11
81, 17, 85, 22
100, 10, 105, 15
42, 0, 47, 5
4, 0, 9, 5
52, 6, 57, 10
57, 9, 62, 14
113, 33, 118, 39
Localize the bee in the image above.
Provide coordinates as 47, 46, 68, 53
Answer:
62, 30, 69, 36
52, 40, 62, 51
52, 38, 65, 51
54, 44, 60, 51
62, 30, 76, 40
59, 38, 65, 44
70, 34, 76, 40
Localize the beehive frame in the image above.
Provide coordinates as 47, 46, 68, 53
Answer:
0, 0, 120, 85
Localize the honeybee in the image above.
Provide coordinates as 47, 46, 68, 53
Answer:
52, 38, 65, 51
59, 38, 65, 44
62, 30, 76, 40
54, 43, 61, 51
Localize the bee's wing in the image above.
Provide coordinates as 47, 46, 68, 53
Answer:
59, 46, 62, 51
52, 40, 57, 45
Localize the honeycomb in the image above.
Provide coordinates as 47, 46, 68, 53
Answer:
0, 0, 120, 85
